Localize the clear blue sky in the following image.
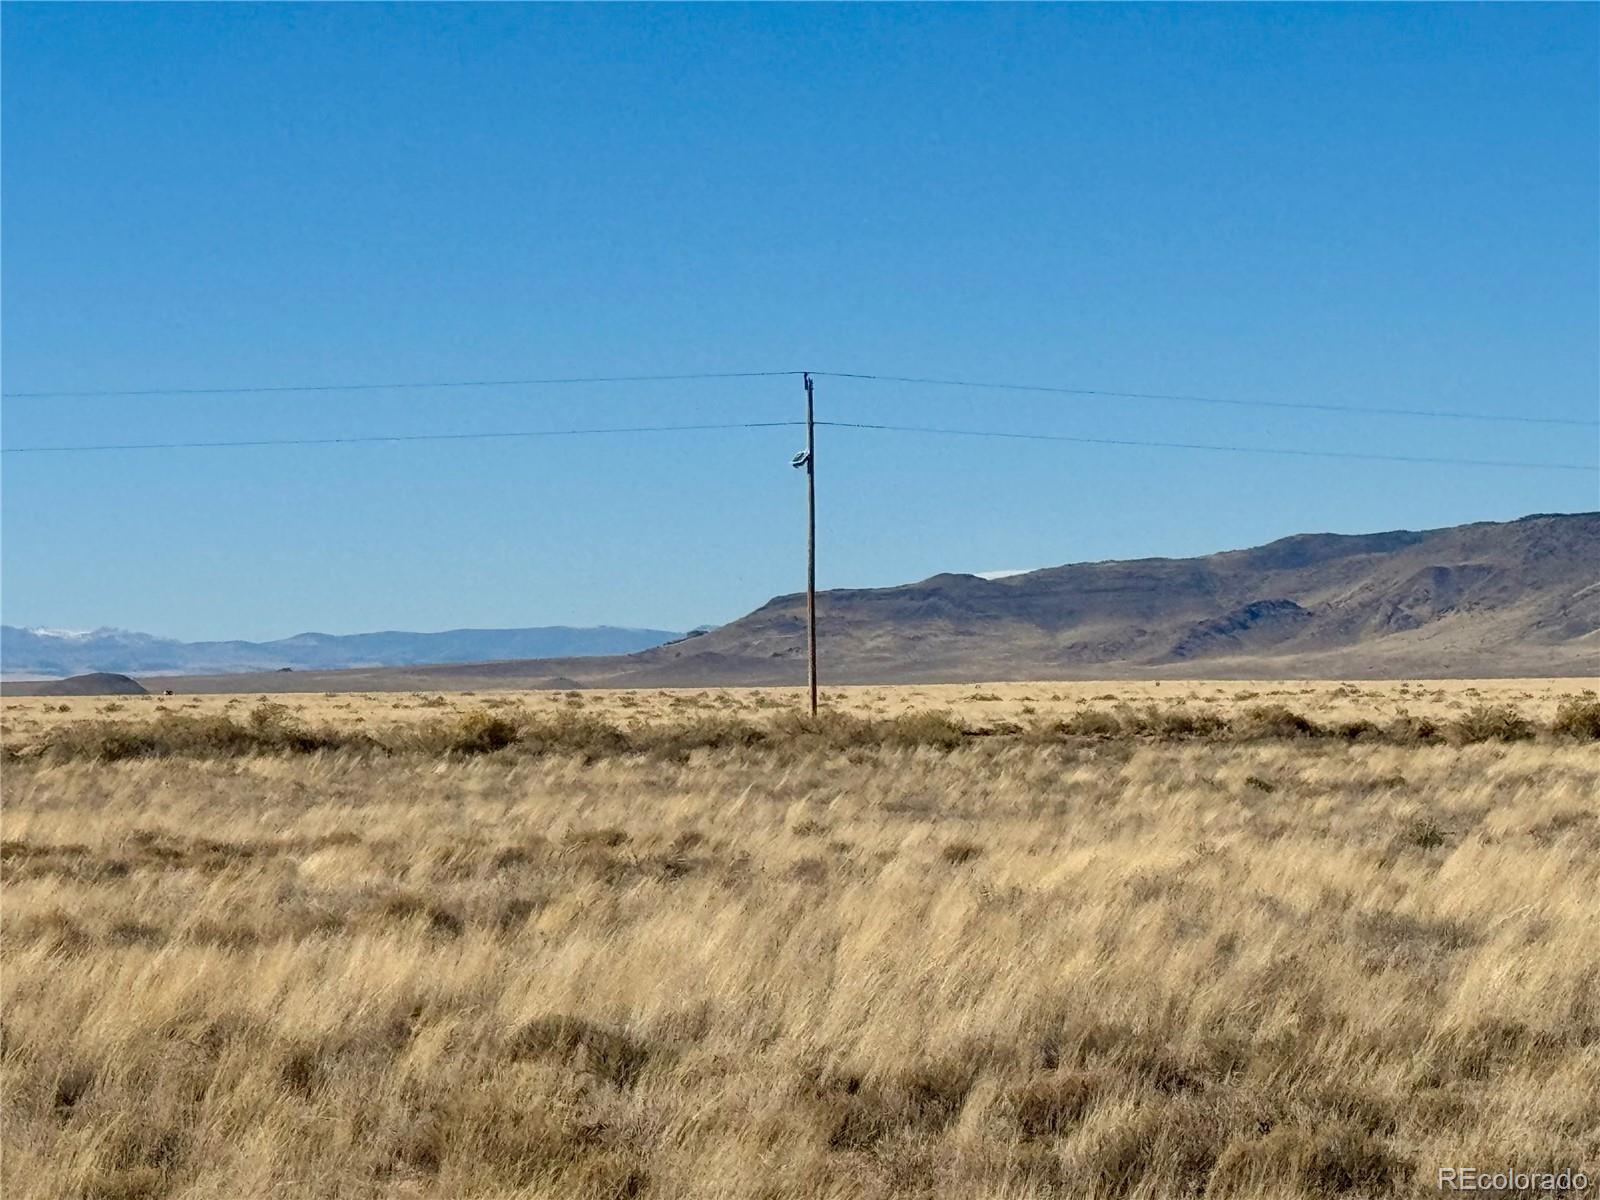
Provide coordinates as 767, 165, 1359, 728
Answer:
3, 3, 1596, 641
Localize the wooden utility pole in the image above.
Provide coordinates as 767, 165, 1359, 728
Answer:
804, 372, 818, 716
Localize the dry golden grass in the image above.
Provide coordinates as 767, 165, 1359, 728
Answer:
3, 677, 1593, 741
2, 682, 1597, 1198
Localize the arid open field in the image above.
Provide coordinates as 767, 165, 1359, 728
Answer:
3, 677, 1595, 734
3, 680, 1598, 1199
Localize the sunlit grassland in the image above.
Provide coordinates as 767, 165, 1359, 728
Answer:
2, 682, 1597, 1198
4, 677, 1593, 739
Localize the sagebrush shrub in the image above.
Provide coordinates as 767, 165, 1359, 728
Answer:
1059, 709, 1122, 737
1114, 706, 1229, 739
1451, 704, 1533, 744
1551, 699, 1600, 740
446, 710, 519, 754
1386, 714, 1442, 743
1234, 704, 1324, 739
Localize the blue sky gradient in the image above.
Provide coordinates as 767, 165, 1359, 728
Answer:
3, 3, 1596, 640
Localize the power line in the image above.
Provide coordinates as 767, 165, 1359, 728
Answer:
812, 371, 1599, 428
5, 413, 1591, 471
1, 420, 805, 454
1, 370, 805, 400
5, 365, 1592, 428
818, 420, 1599, 472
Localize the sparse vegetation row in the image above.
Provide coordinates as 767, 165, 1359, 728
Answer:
7, 698, 1598, 764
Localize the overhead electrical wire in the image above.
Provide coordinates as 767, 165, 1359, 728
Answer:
2, 415, 1591, 472
1, 420, 806, 454
817, 421, 1598, 472
811, 371, 1598, 428
0, 370, 805, 400
4, 366, 1592, 427
3, 364, 1593, 469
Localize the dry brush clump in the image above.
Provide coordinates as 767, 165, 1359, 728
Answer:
1551, 698, 1600, 740
2, 700, 1598, 1199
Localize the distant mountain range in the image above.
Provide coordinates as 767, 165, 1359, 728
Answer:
6, 513, 1595, 695
643, 510, 1591, 683
0, 624, 685, 680
512, 511, 1593, 685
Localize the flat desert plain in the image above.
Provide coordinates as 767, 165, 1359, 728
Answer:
3, 679, 1597, 1199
